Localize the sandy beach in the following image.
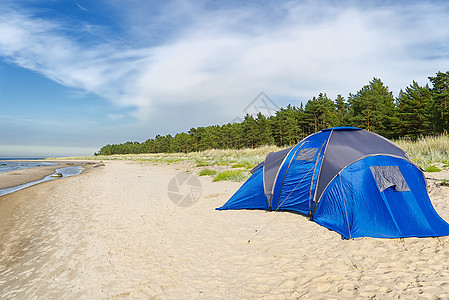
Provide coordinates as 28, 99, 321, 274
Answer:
1, 160, 449, 299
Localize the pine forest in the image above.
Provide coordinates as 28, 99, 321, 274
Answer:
96, 71, 449, 155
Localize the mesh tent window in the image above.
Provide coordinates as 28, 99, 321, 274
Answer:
296, 148, 318, 161
370, 166, 410, 192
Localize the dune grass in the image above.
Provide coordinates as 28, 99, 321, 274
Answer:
424, 165, 442, 172
394, 134, 449, 170
198, 169, 217, 176
212, 170, 250, 182
54, 145, 280, 168
50, 134, 449, 181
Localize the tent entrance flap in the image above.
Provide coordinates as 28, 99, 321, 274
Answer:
263, 147, 292, 207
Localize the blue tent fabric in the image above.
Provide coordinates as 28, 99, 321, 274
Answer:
216, 165, 268, 211
274, 130, 330, 214
313, 155, 449, 238
216, 127, 449, 239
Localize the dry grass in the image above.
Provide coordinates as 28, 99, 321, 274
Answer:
50, 135, 449, 178
49, 145, 281, 169
48, 146, 281, 181
394, 134, 449, 169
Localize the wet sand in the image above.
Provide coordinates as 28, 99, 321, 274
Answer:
0, 160, 449, 299
0, 164, 64, 190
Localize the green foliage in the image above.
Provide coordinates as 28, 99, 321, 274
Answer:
231, 163, 246, 168
303, 93, 338, 133
212, 161, 231, 166
425, 165, 442, 172
198, 169, 217, 176
212, 170, 249, 182
429, 71, 449, 133
347, 78, 398, 138
231, 162, 252, 168
396, 81, 433, 137
95, 71, 449, 156
334, 94, 348, 126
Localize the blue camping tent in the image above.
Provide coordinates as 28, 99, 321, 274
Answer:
217, 127, 449, 239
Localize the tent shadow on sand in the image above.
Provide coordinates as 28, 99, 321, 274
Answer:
217, 127, 449, 239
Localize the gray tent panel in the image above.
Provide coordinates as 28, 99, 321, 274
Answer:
263, 146, 293, 207
370, 166, 410, 192
250, 161, 264, 174
315, 129, 408, 202
296, 148, 318, 161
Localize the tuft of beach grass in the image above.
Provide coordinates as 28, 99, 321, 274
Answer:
394, 134, 449, 170
213, 170, 250, 182
199, 169, 217, 176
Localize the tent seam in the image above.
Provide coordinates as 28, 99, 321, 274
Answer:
311, 128, 334, 216
339, 174, 352, 239
270, 143, 304, 209
308, 140, 327, 214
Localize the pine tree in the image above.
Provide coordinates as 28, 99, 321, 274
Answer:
303, 93, 337, 132
243, 114, 259, 148
229, 122, 245, 149
429, 71, 449, 132
347, 78, 398, 137
334, 94, 347, 126
255, 112, 274, 146
396, 81, 433, 138
174, 132, 191, 153
188, 128, 200, 152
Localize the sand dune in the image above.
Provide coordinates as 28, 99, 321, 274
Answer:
1, 160, 449, 299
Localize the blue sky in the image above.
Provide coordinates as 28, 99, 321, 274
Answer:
1, 0, 449, 157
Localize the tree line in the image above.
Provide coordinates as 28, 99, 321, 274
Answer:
96, 71, 449, 155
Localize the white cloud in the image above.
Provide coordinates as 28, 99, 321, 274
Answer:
75, 3, 89, 12
129, 1, 449, 121
107, 114, 124, 120
1, 0, 449, 127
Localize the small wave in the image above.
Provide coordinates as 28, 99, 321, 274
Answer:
0, 161, 57, 173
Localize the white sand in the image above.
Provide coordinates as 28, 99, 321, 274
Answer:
1, 161, 449, 299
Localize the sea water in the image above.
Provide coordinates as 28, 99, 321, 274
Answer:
0, 160, 84, 196
0, 159, 57, 173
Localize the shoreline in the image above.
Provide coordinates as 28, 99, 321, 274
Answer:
0, 161, 99, 191
0, 161, 98, 252
0, 164, 64, 190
